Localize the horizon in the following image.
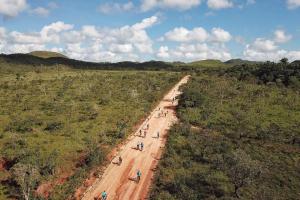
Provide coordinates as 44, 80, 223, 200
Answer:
2, 51, 296, 64
0, 0, 300, 62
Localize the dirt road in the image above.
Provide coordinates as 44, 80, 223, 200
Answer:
81, 76, 189, 200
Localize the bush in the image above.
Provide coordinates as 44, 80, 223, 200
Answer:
44, 121, 63, 132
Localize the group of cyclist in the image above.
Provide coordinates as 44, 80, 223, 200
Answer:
98, 106, 166, 199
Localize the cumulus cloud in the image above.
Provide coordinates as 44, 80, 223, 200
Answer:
274, 29, 292, 43
157, 46, 170, 58
141, 0, 201, 11
0, 16, 159, 62
251, 38, 278, 52
9, 31, 42, 44
98, 2, 134, 14
109, 43, 133, 53
210, 27, 232, 43
0, 0, 28, 17
132, 15, 158, 30
207, 0, 234, 10
244, 37, 300, 61
164, 26, 231, 43
164, 27, 208, 42
29, 2, 58, 17
5, 43, 46, 54
40, 21, 74, 43
0, 27, 6, 39
157, 43, 231, 61
0, 21, 73, 53
81, 25, 100, 38
287, 0, 300, 9
30, 7, 50, 17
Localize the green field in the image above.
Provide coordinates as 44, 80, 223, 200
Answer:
0, 68, 181, 199
151, 68, 300, 199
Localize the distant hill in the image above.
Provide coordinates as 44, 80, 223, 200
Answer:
28, 51, 67, 59
225, 59, 260, 66
291, 60, 300, 65
0, 53, 174, 71
188, 59, 227, 68
2, 52, 297, 73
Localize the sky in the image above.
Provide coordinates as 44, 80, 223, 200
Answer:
0, 0, 300, 62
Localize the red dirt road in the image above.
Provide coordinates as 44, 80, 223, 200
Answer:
81, 76, 189, 200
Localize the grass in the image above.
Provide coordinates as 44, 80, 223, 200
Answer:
0, 67, 182, 199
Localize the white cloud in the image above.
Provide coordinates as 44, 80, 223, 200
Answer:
0, 16, 159, 62
9, 31, 42, 44
30, 7, 50, 17
164, 27, 208, 42
141, 0, 201, 11
207, 0, 233, 10
6, 21, 74, 46
5, 43, 46, 54
0, 0, 28, 17
98, 2, 134, 14
132, 15, 158, 30
61, 31, 83, 44
243, 37, 300, 61
244, 46, 286, 61
0, 27, 6, 39
164, 26, 231, 43
81, 25, 100, 38
157, 43, 231, 61
251, 38, 278, 52
157, 46, 170, 58
287, 0, 300, 9
286, 51, 300, 60
29, 2, 58, 17
40, 21, 74, 43
109, 43, 133, 53
210, 27, 232, 43
274, 29, 292, 43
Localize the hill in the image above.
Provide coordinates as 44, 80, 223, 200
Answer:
291, 60, 300, 65
0, 53, 175, 72
224, 59, 260, 66
189, 59, 227, 68
28, 51, 68, 59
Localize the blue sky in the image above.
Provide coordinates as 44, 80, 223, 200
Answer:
0, 0, 300, 62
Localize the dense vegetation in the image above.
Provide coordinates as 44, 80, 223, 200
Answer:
224, 58, 300, 88
151, 61, 300, 199
0, 67, 181, 199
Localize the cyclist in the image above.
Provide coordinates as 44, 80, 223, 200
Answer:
137, 170, 142, 182
101, 190, 107, 200
118, 156, 122, 165
140, 142, 144, 151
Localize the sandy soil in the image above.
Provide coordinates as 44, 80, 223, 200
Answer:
81, 76, 189, 200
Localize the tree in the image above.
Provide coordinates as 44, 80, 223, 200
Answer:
10, 163, 40, 200
116, 120, 128, 139
225, 150, 262, 198
280, 58, 289, 65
